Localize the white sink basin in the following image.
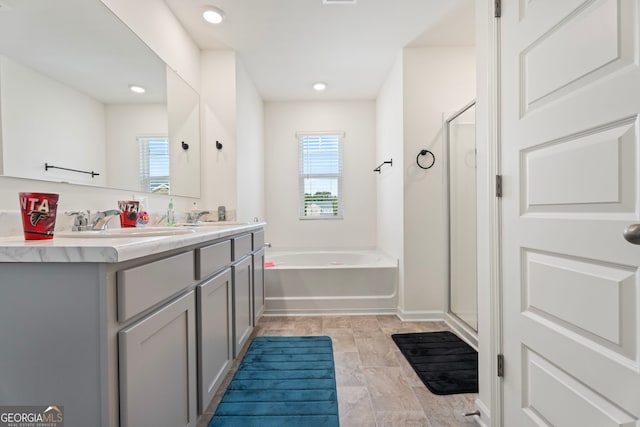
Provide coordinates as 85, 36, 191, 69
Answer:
57, 227, 196, 238
183, 221, 247, 227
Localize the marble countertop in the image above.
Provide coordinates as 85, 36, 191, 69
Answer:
0, 223, 265, 263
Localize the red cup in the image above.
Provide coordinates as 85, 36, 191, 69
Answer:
118, 200, 139, 228
18, 192, 59, 240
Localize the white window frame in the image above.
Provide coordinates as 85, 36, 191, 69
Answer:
297, 131, 345, 220
138, 135, 170, 194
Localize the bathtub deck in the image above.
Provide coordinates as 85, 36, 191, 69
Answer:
197, 315, 478, 427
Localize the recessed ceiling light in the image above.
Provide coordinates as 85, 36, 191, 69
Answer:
203, 7, 225, 24
129, 85, 146, 94
313, 82, 327, 91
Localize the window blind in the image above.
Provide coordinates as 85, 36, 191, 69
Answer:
139, 136, 170, 194
297, 132, 344, 219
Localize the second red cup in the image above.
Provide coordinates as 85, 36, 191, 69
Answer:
118, 200, 139, 228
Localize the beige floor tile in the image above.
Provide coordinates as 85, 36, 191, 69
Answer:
295, 316, 323, 331
328, 333, 358, 352
412, 386, 465, 427
291, 316, 323, 335
356, 336, 400, 367
352, 316, 385, 338
258, 328, 297, 336
264, 317, 297, 329
363, 367, 423, 412
322, 315, 353, 329
374, 411, 432, 427
195, 413, 212, 427
376, 314, 404, 328
337, 386, 376, 427
291, 326, 324, 336
394, 349, 425, 387
334, 351, 366, 387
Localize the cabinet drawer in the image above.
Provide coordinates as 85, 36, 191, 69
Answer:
252, 230, 264, 251
195, 240, 231, 280
117, 251, 194, 322
232, 234, 252, 261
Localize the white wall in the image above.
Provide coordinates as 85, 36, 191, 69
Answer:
401, 47, 476, 317
236, 58, 265, 223
0, 55, 107, 187
200, 50, 238, 216
265, 101, 377, 249
376, 52, 405, 301
105, 103, 167, 191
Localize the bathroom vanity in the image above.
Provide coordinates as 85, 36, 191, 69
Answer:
0, 223, 265, 427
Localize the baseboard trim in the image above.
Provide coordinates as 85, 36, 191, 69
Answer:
262, 308, 398, 317
444, 312, 478, 350
395, 309, 444, 322
262, 308, 445, 321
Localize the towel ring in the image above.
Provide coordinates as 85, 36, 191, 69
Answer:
416, 149, 435, 170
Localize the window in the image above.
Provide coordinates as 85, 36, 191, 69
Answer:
298, 131, 344, 219
138, 136, 170, 194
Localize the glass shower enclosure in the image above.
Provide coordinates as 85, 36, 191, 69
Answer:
446, 101, 477, 333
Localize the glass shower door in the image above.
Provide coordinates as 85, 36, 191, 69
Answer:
447, 101, 477, 332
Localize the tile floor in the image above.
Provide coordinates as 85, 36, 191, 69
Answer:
197, 315, 479, 427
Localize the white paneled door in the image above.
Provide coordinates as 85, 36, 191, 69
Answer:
501, 0, 640, 425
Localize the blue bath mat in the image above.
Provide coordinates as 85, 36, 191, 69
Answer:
208, 336, 339, 427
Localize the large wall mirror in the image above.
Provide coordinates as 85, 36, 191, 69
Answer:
0, 0, 201, 198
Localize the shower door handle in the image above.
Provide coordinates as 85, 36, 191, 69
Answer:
623, 224, 640, 245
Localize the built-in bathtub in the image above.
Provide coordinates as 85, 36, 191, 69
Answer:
264, 250, 398, 315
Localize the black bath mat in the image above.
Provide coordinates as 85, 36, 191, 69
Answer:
392, 331, 478, 395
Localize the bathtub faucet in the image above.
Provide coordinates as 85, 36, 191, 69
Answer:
264, 242, 272, 248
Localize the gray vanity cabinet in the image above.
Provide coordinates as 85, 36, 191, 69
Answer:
0, 225, 265, 427
196, 268, 233, 413
253, 248, 265, 323
118, 290, 197, 427
232, 255, 253, 357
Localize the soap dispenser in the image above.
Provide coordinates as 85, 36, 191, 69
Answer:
167, 198, 175, 226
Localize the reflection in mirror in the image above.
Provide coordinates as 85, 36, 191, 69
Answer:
447, 101, 477, 332
0, 0, 200, 198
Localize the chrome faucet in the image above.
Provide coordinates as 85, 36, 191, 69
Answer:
92, 210, 122, 230
65, 209, 121, 231
65, 210, 90, 231
185, 210, 210, 224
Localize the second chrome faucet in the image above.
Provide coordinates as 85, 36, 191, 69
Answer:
66, 209, 122, 231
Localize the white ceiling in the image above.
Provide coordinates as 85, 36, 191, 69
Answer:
164, 0, 476, 101
0, 0, 474, 103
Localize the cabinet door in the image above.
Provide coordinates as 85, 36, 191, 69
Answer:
197, 268, 233, 413
253, 248, 265, 324
119, 291, 197, 427
232, 256, 253, 357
